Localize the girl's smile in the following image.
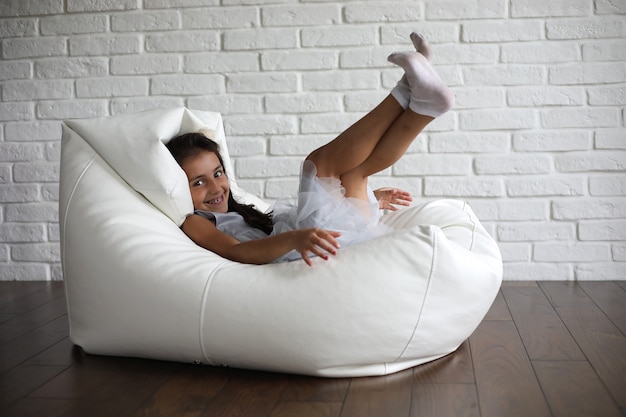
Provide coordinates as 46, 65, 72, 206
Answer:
181, 151, 230, 213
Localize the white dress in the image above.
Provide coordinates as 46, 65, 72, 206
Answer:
196, 160, 392, 263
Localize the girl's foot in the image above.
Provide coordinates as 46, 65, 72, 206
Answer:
387, 51, 454, 118
390, 32, 432, 109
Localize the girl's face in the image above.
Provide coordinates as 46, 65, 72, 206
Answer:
181, 150, 230, 213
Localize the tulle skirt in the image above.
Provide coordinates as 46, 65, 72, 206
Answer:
270, 160, 392, 261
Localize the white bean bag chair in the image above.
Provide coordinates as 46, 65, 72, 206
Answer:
59, 107, 502, 377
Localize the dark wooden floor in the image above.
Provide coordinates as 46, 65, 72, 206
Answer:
1, 281, 625, 417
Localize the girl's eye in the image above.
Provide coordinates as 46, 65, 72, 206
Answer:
215, 170, 223, 178
193, 179, 205, 187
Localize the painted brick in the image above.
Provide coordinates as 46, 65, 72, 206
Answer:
69, 35, 140, 56
41, 14, 108, 35
595, 0, 626, 14
11, 243, 60, 262
223, 28, 297, 50
270, 135, 329, 156
434, 44, 499, 65
511, 0, 591, 17
462, 20, 543, 42
151, 75, 223, 95
36, 100, 108, 120
429, 132, 509, 153
111, 55, 180, 75
588, 86, 626, 106
453, 87, 505, 109
460, 109, 536, 131
112, 11, 180, 32
507, 177, 585, 197
301, 26, 377, 47
13, 162, 59, 183
300, 113, 362, 135
497, 242, 531, 262
0, 224, 46, 243
501, 42, 579, 63
5, 203, 58, 222
344, 2, 422, 23
613, 244, 626, 261
235, 157, 301, 179
0, 61, 31, 81
552, 198, 626, 220
541, 108, 619, 129
302, 71, 379, 91
579, 220, 626, 241
425, 0, 506, 20
340, 48, 397, 70
555, 151, 626, 172
265, 93, 341, 114
0, 19, 37, 38
185, 52, 259, 74
589, 175, 626, 196
265, 178, 299, 199
549, 62, 626, 85
0, 0, 63, 16
597, 131, 626, 150
424, 177, 504, 197
67, 0, 137, 12
513, 131, 591, 152
474, 155, 551, 175
261, 50, 338, 71
344, 91, 390, 112
224, 115, 298, 136
0, 103, 33, 122
3, 80, 73, 101
0, 143, 44, 162
145, 0, 219, 8
575, 263, 626, 280
546, 17, 624, 40
226, 137, 266, 157
5, 121, 62, 142
463, 66, 545, 86
35, 58, 109, 78
0, 265, 49, 281
2, 37, 66, 59
380, 23, 459, 45
583, 40, 626, 62
182, 7, 257, 29
393, 154, 471, 176
187, 95, 262, 115
77, 77, 149, 98
504, 263, 574, 281
111, 97, 185, 115
498, 222, 575, 242
145, 32, 219, 52
0, 185, 39, 203
227, 73, 297, 93
261, 4, 340, 27
533, 242, 610, 262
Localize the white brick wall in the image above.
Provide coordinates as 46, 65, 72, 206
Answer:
0, 0, 624, 281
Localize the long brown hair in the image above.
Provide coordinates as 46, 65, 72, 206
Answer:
166, 132, 274, 235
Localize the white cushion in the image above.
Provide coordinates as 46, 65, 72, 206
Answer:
60, 107, 502, 377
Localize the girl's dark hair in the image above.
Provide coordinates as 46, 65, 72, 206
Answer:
166, 132, 274, 235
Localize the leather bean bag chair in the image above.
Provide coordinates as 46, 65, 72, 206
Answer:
59, 107, 502, 377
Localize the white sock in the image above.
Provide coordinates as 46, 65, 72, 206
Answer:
387, 51, 454, 118
390, 33, 432, 109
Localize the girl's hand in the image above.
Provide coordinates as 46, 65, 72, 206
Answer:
373, 187, 412, 211
293, 228, 341, 267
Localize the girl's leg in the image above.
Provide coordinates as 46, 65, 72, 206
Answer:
341, 50, 454, 200
305, 33, 430, 180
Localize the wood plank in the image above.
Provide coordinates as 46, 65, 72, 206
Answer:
339, 368, 413, 417
128, 366, 229, 417
0, 282, 65, 315
25, 337, 77, 367
578, 281, 626, 335
502, 286, 585, 360
197, 369, 288, 417
413, 340, 474, 384
0, 364, 67, 408
0, 315, 68, 374
540, 282, 626, 409
410, 383, 479, 417
533, 360, 622, 417
469, 320, 551, 417
0, 281, 46, 306
3, 398, 72, 417
270, 401, 342, 417
0, 296, 68, 345
482, 290, 512, 321
280, 375, 350, 402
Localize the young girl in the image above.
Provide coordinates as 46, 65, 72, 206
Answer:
167, 33, 454, 266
